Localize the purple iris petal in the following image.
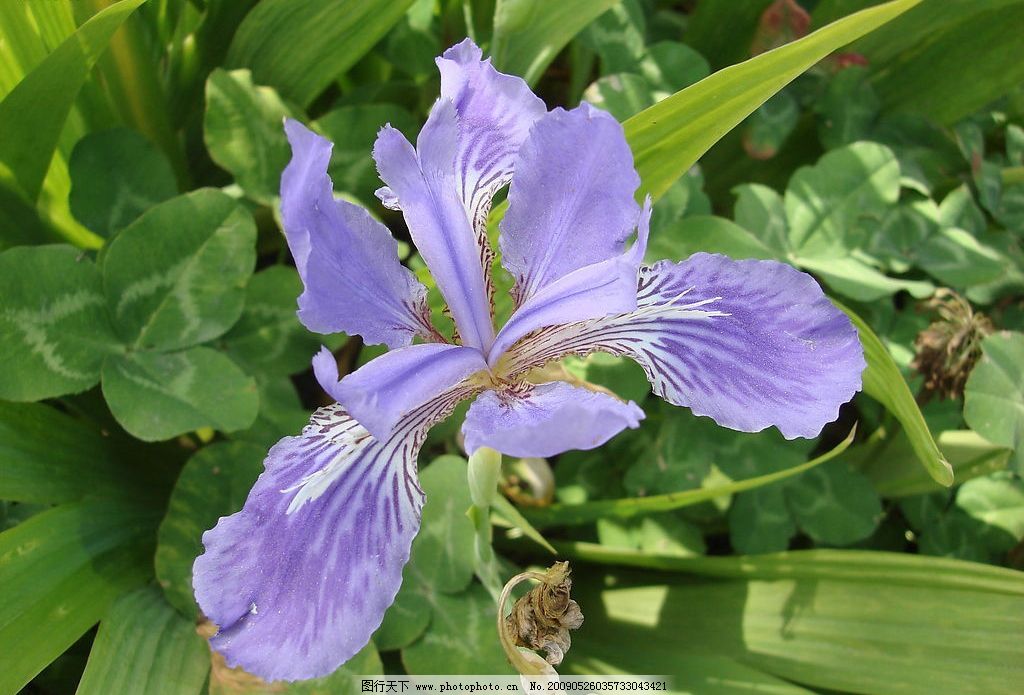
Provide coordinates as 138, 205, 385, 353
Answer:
436, 38, 546, 243
462, 381, 644, 458
318, 343, 487, 439
488, 199, 651, 365
502, 254, 865, 440
373, 101, 495, 350
193, 404, 428, 681
499, 103, 642, 305
280, 120, 430, 347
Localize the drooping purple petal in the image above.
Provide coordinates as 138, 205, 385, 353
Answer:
499, 103, 642, 306
462, 381, 644, 458
373, 101, 495, 350
488, 200, 651, 365
280, 120, 430, 348
193, 388, 474, 681
314, 343, 487, 440
501, 254, 865, 440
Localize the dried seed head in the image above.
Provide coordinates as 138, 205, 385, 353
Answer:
912, 289, 994, 401
504, 562, 584, 666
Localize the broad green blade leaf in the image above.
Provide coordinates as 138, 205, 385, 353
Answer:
0, 244, 121, 402
0, 400, 168, 505
102, 189, 256, 351
564, 550, 1024, 695
69, 128, 177, 238
0, 0, 145, 202
524, 429, 854, 528
155, 441, 266, 618
623, 0, 920, 199
964, 331, 1024, 474
0, 500, 156, 694
101, 346, 259, 441
491, 0, 621, 84
401, 584, 514, 675
226, 0, 416, 107
839, 302, 954, 486
204, 68, 294, 205
76, 587, 209, 695
857, 1, 1024, 126
223, 266, 344, 377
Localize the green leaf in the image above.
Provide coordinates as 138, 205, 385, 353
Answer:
524, 428, 855, 528
785, 141, 900, 257
733, 182, 790, 252
647, 214, 779, 263
624, 0, 921, 198
491, 494, 556, 554
798, 255, 934, 303
0, 245, 120, 401
401, 584, 514, 675
222, 265, 342, 376
563, 548, 1024, 694
226, 0, 416, 107
838, 302, 953, 486
786, 460, 882, 545
204, 68, 293, 205
956, 473, 1024, 543
815, 65, 879, 149
964, 331, 1024, 474
77, 587, 209, 695
155, 441, 266, 618
317, 104, 419, 205
376, 456, 476, 650
0, 501, 156, 694
583, 73, 655, 122
68, 128, 177, 238
0, 0, 146, 201
491, 0, 620, 84
227, 375, 310, 448
102, 189, 256, 351
743, 90, 799, 159
729, 486, 796, 554
102, 346, 259, 441
639, 42, 710, 95
0, 400, 169, 505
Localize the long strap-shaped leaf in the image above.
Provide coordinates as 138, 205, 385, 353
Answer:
524, 429, 855, 529
624, 0, 920, 199
0, 0, 146, 202
837, 301, 955, 486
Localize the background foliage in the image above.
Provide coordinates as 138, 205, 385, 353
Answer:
1, 0, 1022, 693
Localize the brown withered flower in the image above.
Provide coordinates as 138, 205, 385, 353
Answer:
500, 562, 584, 669
912, 290, 994, 401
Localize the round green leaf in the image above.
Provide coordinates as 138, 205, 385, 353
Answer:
0, 245, 120, 401
155, 441, 266, 618
204, 69, 293, 205
401, 584, 513, 675
102, 188, 256, 351
964, 332, 1024, 474
69, 128, 177, 237
101, 346, 259, 441
222, 265, 342, 376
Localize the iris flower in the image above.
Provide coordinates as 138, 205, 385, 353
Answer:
193, 39, 865, 681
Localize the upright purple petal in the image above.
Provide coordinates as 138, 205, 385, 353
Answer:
315, 343, 487, 440
193, 389, 473, 681
499, 104, 642, 306
281, 120, 430, 348
501, 254, 865, 440
373, 101, 495, 349
462, 381, 644, 458
437, 38, 547, 246
487, 199, 650, 366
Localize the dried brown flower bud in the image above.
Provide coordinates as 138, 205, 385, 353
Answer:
503, 562, 584, 666
912, 290, 994, 401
